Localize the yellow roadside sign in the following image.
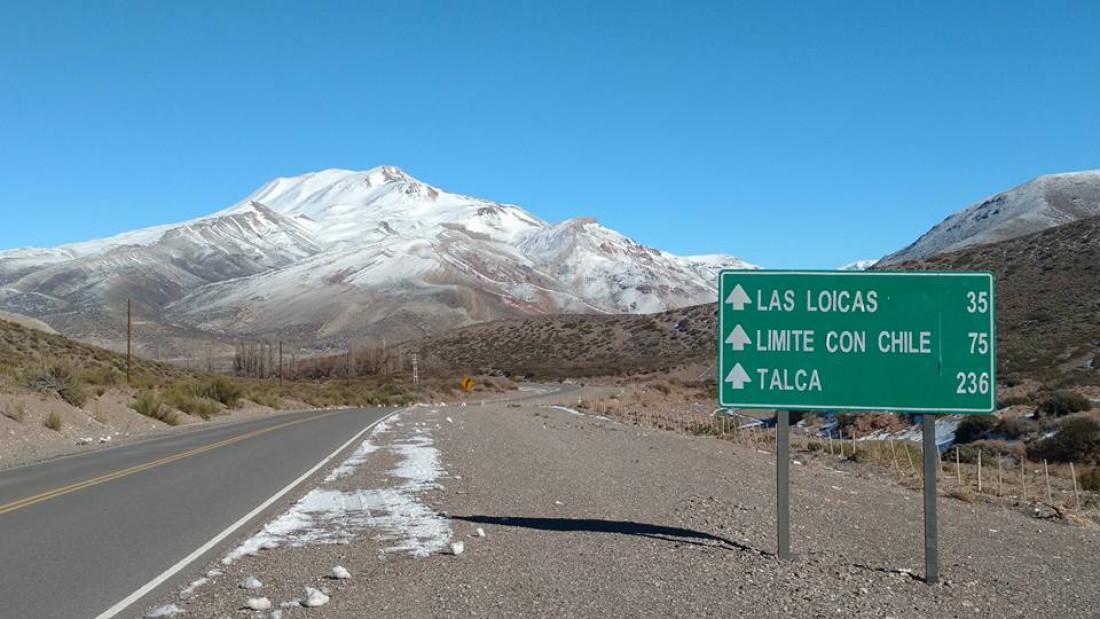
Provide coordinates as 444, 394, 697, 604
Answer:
461, 375, 475, 392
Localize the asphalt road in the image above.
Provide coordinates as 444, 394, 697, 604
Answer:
0, 406, 396, 619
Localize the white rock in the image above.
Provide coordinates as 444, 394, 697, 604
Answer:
240, 576, 263, 590
144, 604, 183, 618
246, 597, 272, 611
475, 528, 486, 538
301, 587, 330, 607
332, 566, 351, 580
449, 541, 465, 556
446, 417, 453, 423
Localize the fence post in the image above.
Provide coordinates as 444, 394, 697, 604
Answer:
1070, 462, 1081, 512
977, 449, 983, 494
1044, 459, 1053, 505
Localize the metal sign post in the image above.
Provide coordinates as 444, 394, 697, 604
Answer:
717, 270, 996, 581
922, 413, 939, 584
776, 410, 791, 561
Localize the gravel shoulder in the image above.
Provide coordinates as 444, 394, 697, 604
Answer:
153, 399, 1100, 618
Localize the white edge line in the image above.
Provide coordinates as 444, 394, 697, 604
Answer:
94, 407, 406, 619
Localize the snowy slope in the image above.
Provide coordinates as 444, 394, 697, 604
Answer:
0, 166, 754, 346
838, 260, 877, 271
879, 170, 1100, 265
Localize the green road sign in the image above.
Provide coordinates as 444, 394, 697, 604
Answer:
718, 270, 996, 413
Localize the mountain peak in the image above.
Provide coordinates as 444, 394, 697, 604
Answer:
879, 168, 1100, 265
362, 165, 415, 186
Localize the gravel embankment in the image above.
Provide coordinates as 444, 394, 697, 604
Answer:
153, 400, 1100, 618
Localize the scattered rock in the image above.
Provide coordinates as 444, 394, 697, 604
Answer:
446, 417, 454, 423
449, 541, 466, 556
301, 587, 330, 608
245, 597, 272, 611
332, 566, 351, 580
474, 527, 487, 538
240, 576, 263, 590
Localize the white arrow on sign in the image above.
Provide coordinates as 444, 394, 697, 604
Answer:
725, 324, 752, 351
725, 363, 751, 390
725, 284, 751, 311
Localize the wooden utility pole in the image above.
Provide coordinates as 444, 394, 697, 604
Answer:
127, 298, 133, 386
278, 341, 283, 387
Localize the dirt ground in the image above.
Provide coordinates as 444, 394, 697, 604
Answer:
151, 396, 1100, 619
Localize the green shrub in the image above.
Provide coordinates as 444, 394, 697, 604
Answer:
78, 365, 123, 387
165, 386, 220, 420
132, 391, 163, 417
248, 388, 281, 409
847, 446, 875, 463
24, 362, 88, 408
44, 412, 63, 432
1027, 418, 1100, 464
25, 363, 72, 393
60, 381, 88, 408
955, 415, 998, 444
1079, 467, 1100, 492
952, 440, 1024, 464
132, 391, 180, 426
1036, 391, 1093, 417
201, 376, 242, 408
996, 416, 1038, 440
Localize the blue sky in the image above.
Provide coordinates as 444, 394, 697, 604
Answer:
1, 1, 1097, 268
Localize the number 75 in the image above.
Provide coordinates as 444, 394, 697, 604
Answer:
968, 332, 989, 354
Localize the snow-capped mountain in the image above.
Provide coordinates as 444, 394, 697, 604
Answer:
0, 166, 754, 351
838, 259, 877, 271
878, 170, 1100, 265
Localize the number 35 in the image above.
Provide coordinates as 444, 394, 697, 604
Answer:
966, 291, 989, 313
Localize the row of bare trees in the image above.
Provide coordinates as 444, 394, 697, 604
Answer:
233, 340, 422, 380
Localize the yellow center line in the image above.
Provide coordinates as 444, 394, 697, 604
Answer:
0, 411, 342, 516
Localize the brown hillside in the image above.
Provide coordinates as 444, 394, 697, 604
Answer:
404, 303, 718, 378
409, 216, 1100, 384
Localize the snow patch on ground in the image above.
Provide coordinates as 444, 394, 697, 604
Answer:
545, 405, 612, 422
179, 577, 209, 598
223, 412, 450, 563
144, 604, 184, 618
323, 420, 390, 482
390, 435, 445, 491
861, 415, 963, 449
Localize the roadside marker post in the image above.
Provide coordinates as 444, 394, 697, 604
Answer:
717, 270, 996, 583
